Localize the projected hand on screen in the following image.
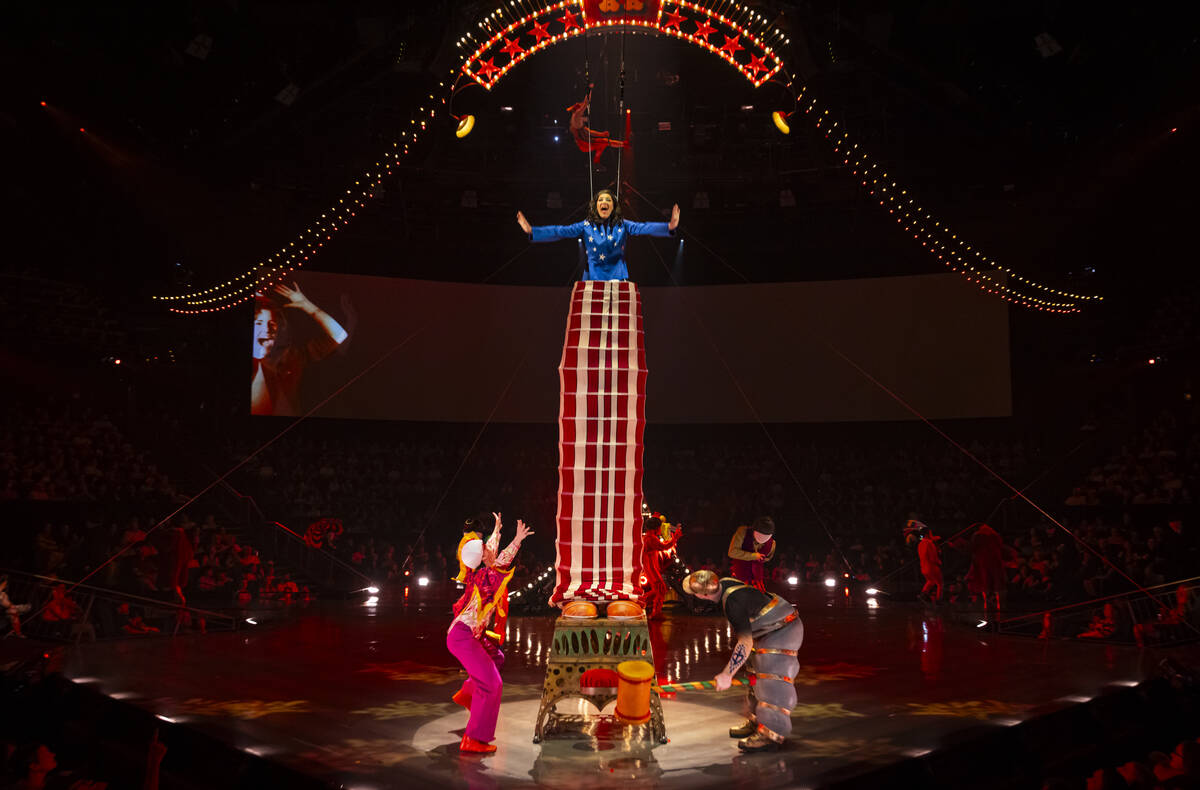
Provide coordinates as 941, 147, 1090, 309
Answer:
250, 282, 349, 417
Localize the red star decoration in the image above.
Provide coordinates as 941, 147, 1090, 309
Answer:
559, 10, 580, 31
663, 10, 685, 30
719, 34, 743, 56
501, 37, 524, 57
530, 20, 551, 43
693, 17, 716, 39
746, 53, 769, 75
476, 57, 501, 79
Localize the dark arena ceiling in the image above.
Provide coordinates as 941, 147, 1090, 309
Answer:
4, 1, 1199, 300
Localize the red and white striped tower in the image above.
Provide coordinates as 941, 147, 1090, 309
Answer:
549, 280, 647, 606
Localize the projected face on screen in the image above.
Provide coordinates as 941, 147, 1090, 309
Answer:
250, 283, 349, 417
243, 272, 1010, 422
253, 308, 279, 360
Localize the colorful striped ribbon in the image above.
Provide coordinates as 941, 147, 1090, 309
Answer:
658, 676, 755, 693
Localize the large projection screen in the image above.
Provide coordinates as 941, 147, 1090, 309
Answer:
248, 272, 1010, 423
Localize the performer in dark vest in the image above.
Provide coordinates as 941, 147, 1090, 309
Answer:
682, 569, 804, 752
727, 516, 776, 592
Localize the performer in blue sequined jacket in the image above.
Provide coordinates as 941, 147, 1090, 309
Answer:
516, 189, 680, 281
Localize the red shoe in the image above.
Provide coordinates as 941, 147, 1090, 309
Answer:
460, 735, 496, 754
452, 686, 472, 709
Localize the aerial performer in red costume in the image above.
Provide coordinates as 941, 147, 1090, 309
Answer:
517, 189, 679, 280
567, 86, 626, 163
640, 514, 682, 619
447, 513, 533, 754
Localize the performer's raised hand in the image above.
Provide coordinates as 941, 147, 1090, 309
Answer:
668, 203, 680, 231
515, 519, 534, 542
714, 671, 733, 691
274, 282, 312, 310
493, 511, 503, 531
516, 211, 532, 235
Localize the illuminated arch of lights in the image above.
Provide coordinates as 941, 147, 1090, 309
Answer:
152, 0, 1100, 314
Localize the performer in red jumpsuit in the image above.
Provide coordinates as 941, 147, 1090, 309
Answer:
918, 527, 943, 603
640, 515, 682, 619
968, 522, 1006, 612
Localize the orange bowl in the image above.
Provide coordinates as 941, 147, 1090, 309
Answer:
562, 601, 598, 618
606, 600, 644, 619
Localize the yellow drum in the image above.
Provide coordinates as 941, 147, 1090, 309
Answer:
615, 660, 655, 724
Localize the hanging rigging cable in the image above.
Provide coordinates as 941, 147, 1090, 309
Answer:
583, 27, 595, 201
615, 18, 627, 201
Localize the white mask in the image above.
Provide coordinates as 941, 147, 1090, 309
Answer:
753, 531, 772, 544
461, 539, 484, 569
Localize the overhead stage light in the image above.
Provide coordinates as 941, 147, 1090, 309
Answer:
823, 577, 836, 588
456, 114, 475, 138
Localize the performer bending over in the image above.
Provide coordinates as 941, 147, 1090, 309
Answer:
728, 516, 777, 592
447, 513, 533, 754
516, 189, 679, 281
640, 515, 682, 619
682, 569, 804, 752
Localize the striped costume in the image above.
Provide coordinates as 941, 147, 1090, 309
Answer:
721, 580, 806, 743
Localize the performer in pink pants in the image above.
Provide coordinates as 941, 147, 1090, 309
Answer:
447, 513, 532, 753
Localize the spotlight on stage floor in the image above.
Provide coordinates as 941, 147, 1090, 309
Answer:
787, 575, 799, 586
824, 577, 837, 588
416, 576, 429, 587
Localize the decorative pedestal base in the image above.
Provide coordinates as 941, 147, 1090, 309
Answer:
533, 615, 667, 744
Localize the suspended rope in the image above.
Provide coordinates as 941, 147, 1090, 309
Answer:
615, 20, 627, 202
583, 29, 595, 201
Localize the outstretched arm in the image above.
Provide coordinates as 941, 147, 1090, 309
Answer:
275, 283, 348, 345
624, 205, 680, 238
496, 518, 534, 568
520, 217, 588, 243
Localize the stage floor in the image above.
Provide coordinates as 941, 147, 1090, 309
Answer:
62, 587, 1152, 789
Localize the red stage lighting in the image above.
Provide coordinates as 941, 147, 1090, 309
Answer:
40, 101, 47, 107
